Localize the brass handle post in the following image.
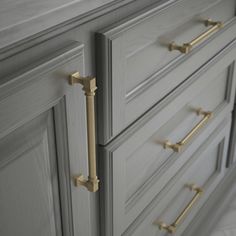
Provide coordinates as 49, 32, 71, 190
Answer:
155, 184, 203, 234
169, 19, 223, 54
164, 108, 212, 152
69, 72, 99, 192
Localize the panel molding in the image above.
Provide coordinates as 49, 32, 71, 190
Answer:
99, 149, 114, 236
54, 99, 74, 236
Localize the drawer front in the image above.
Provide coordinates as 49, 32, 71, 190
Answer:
123, 117, 231, 236
96, 0, 236, 144
99, 41, 236, 236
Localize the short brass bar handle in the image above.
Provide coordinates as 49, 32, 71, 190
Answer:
69, 72, 99, 192
169, 19, 223, 54
155, 184, 203, 234
164, 108, 212, 152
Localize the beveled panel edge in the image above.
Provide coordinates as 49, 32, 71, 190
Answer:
98, 148, 115, 236
54, 99, 74, 236
96, 33, 114, 144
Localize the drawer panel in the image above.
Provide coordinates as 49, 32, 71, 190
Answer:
96, 0, 236, 144
124, 117, 231, 236
99, 41, 236, 236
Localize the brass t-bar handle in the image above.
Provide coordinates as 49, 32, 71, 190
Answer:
69, 72, 99, 192
155, 184, 203, 234
169, 19, 223, 54
164, 108, 212, 152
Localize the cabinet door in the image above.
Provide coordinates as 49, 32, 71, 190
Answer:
0, 42, 95, 236
0, 110, 63, 236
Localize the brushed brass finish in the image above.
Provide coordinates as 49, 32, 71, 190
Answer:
169, 19, 223, 54
69, 72, 99, 192
164, 108, 212, 152
154, 184, 203, 234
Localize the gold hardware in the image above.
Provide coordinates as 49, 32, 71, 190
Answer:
154, 184, 203, 234
169, 19, 223, 54
69, 72, 99, 192
164, 108, 212, 152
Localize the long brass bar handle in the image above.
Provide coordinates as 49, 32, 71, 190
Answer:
164, 108, 212, 152
69, 72, 99, 192
155, 184, 203, 234
169, 19, 223, 54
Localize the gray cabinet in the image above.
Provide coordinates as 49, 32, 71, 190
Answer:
1, 0, 236, 236
0, 42, 95, 236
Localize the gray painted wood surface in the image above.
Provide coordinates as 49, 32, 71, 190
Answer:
0, 41, 96, 236
125, 117, 231, 236
99, 41, 236, 236
96, 0, 236, 144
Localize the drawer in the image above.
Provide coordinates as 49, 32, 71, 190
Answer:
99, 41, 236, 236
96, 0, 236, 144
123, 117, 231, 236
